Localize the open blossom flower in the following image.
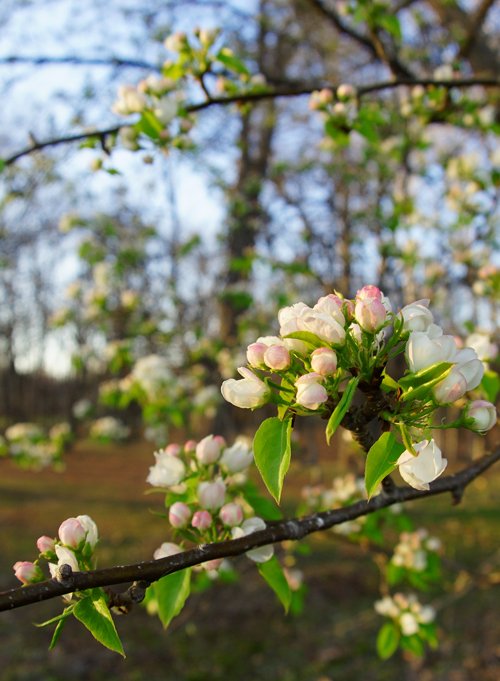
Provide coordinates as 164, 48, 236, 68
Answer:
147, 449, 186, 487
231, 517, 273, 563
220, 437, 253, 472
397, 439, 447, 491
278, 300, 345, 346
354, 285, 387, 332
295, 373, 328, 410
49, 545, 80, 577
76, 515, 99, 549
221, 367, 271, 409
406, 326, 457, 372
400, 300, 434, 332
465, 400, 497, 432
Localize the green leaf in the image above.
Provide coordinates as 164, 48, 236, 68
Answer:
0, 158, 6, 173
258, 556, 292, 613
284, 331, 325, 348
326, 376, 360, 444
242, 480, 283, 520
481, 370, 499, 403
49, 618, 67, 650
378, 14, 402, 40
136, 110, 164, 139
381, 372, 400, 392
253, 417, 292, 503
153, 568, 191, 629
401, 634, 425, 657
399, 361, 453, 388
377, 621, 400, 659
73, 589, 125, 657
364, 431, 405, 498
216, 47, 250, 75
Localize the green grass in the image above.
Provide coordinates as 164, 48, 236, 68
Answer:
0, 440, 499, 680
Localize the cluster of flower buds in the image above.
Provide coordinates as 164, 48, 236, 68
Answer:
221, 287, 497, 492
148, 435, 273, 567
375, 592, 436, 637
13, 515, 99, 587
391, 529, 441, 572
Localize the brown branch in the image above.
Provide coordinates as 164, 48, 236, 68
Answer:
1, 446, 498, 613
458, 0, 497, 60
3, 76, 498, 167
307, 0, 415, 79
0, 56, 159, 70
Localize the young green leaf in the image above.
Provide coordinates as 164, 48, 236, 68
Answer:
481, 370, 500, 403
49, 618, 67, 650
364, 431, 405, 498
216, 48, 250, 75
399, 361, 453, 388
284, 331, 325, 348
326, 376, 360, 444
253, 417, 292, 503
73, 589, 125, 657
257, 556, 292, 613
152, 568, 191, 629
376, 621, 400, 659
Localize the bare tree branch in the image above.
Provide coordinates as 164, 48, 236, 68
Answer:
0, 56, 160, 70
458, 0, 497, 60
1, 446, 498, 613
307, 0, 415, 79
3, 76, 498, 167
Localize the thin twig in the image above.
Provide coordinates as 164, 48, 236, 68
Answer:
4, 76, 498, 167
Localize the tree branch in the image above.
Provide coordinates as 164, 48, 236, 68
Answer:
1, 446, 498, 612
0, 56, 160, 70
307, 0, 415, 79
3, 77, 498, 167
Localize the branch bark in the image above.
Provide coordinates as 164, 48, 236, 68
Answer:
1, 446, 498, 612
4, 77, 498, 167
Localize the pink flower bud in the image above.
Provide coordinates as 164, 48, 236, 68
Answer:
354, 286, 387, 332
219, 503, 244, 527
184, 439, 197, 452
246, 342, 267, 368
196, 434, 225, 464
58, 517, 86, 549
192, 510, 213, 530
168, 502, 192, 528
36, 536, 56, 555
13, 561, 43, 584
465, 400, 497, 432
165, 443, 181, 456
295, 373, 328, 410
197, 480, 226, 510
264, 345, 291, 371
310, 347, 337, 376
